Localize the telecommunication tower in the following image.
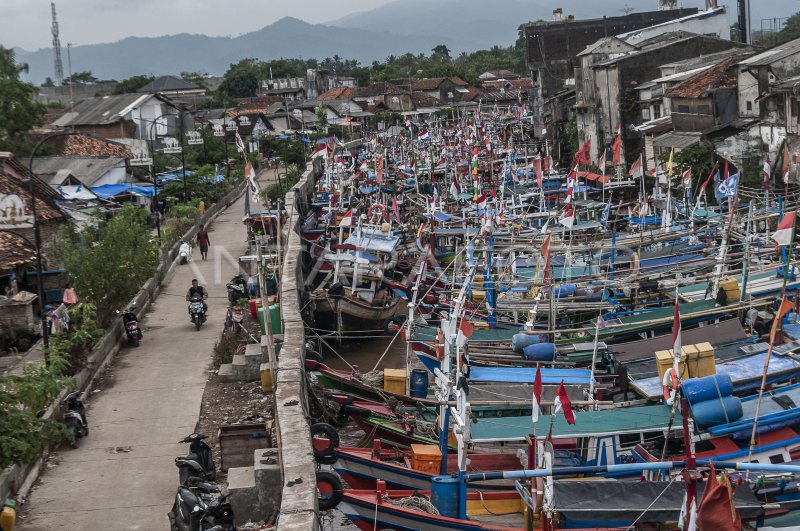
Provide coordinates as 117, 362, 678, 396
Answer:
51, 2, 64, 85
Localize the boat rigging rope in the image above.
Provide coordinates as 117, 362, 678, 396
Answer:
623, 475, 678, 531
383, 493, 441, 516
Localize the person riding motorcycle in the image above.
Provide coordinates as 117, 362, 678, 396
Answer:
186, 279, 208, 313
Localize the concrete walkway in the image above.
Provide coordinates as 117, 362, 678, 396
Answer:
17, 174, 270, 530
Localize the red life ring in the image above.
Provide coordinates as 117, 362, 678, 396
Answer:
368, 204, 387, 223
662, 368, 680, 405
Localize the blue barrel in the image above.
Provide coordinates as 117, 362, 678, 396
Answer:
690, 395, 744, 429
680, 374, 734, 406
410, 369, 429, 399
522, 342, 556, 362
551, 283, 577, 298
431, 475, 460, 518
512, 333, 547, 354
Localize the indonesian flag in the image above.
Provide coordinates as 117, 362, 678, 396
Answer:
672, 298, 682, 371
553, 381, 575, 425
244, 161, 256, 181
764, 155, 771, 191
476, 193, 488, 210
681, 168, 692, 189
532, 363, 543, 424
376, 156, 383, 184
419, 127, 430, 140
699, 165, 717, 194
564, 175, 576, 204
629, 154, 643, 179
770, 296, 794, 343
611, 125, 621, 164
772, 211, 796, 246
575, 139, 591, 165
392, 196, 401, 223
559, 204, 575, 229
340, 209, 353, 227
449, 179, 461, 197
404, 117, 412, 129
598, 149, 606, 175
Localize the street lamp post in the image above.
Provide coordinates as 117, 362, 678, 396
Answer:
27, 130, 87, 358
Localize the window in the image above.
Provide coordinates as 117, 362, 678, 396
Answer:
747, 101, 753, 111
677, 105, 690, 113
642, 108, 651, 120
618, 433, 642, 448
697, 104, 711, 115
654, 106, 661, 119
769, 454, 786, 464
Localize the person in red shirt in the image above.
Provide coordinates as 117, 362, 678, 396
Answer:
196, 225, 210, 260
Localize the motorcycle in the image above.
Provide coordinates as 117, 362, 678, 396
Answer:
176, 433, 216, 485
188, 297, 207, 331
62, 390, 88, 448
117, 306, 142, 346
226, 274, 247, 304
179, 241, 193, 265
168, 478, 234, 531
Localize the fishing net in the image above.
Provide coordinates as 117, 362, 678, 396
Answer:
384, 493, 440, 515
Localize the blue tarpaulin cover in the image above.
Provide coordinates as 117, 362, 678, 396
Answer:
91, 184, 156, 198
469, 366, 593, 385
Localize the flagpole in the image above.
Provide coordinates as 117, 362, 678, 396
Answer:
588, 312, 603, 410
747, 213, 796, 464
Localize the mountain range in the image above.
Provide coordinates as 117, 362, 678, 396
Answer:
11, 0, 779, 85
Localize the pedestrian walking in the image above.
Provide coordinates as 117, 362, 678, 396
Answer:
63, 282, 78, 306
197, 224, 210, 260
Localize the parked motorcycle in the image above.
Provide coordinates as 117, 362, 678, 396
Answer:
179, 241, 193, 265
117, 306, 142, 346
176, 433, 216, 486
188, 297, 207, 331
168, 478, 234, 531
226, 274, 247, 304
62, 390, 88, 448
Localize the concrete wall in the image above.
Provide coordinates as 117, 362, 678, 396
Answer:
0, 178, 247, 504
274, 159, 323, 531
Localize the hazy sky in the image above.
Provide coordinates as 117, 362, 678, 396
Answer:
0, 0, 396, 50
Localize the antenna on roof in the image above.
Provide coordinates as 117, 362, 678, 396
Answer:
620, 5, 635, 15
51, 2, 64, 85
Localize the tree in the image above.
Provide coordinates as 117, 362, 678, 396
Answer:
0, 46, 46, 152
315, 106, 329, 133
432, 44, 451, 60
113, 74, 154, 94
780, 11, 800, 43
63, 70, 98, 85
53, 205, 159, 325
219, 58, 260, 98
42, 77, 55, 87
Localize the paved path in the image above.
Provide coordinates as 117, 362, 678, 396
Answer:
17, 173, 270, 530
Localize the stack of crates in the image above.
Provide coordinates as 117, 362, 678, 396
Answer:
383, 369, 406, 394
655, 349, 687, 380
684, 342, 716, 378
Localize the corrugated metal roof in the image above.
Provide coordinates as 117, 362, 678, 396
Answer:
652, 131, 702, 149
667, 57, 738, 97
739, 37, 800, 66
32, 157, 127, 188
137, 75, 200, 93
52, 93, 153, 127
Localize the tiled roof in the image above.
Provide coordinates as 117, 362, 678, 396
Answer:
318, 87, 354, 101
411, 91, 441, 108
411, 78, 448, 91
667, 57, 738, 98
449, 76, 469, 87
460, 87, 482, 102
0, 232, 37, 270
137, 75, 200, 93
0, 152, 66, 224
357, 82, 409, 98
480, 88, 528, 102
59, 135, 132, 158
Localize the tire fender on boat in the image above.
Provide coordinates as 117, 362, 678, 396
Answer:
316, 470, 344, 510
311, 423, 340, 464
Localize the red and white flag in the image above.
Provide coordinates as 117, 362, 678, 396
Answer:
536, 155, 543, 188
564, 173, 576, 204
628, 154, 643, 179
681, 168, 692, 190
476, 193, 488, 210
598, 149, 606, 175
559, 204, 575, 229
541, 234, 552, 284
340, 209, 353, 227
244, 161, 256, 181
553, 381, 575, 425
392, 196, 401, 223
772, 211, 796, 247
532, 363, 543, 424
449, 179, 461, 197
611, 124, 622, 164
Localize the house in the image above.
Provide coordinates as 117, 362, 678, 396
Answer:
353, 83, 413, 113
478, 70, 520, 82
757, 74, 800, 183
317, 87, 355, 101
411, 92, 442, 114
31, 157, 129, 190
51, 93, 184, 142
574, 31, 748, 166
410, 77, 470, 103
137, 75, 205, 98
0, 152, 69, 303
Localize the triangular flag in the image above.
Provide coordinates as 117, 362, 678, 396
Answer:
770, 296, 794, 344
772, 211, 796, 247
553, 381, 575, 425
532, 363, 543, 424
